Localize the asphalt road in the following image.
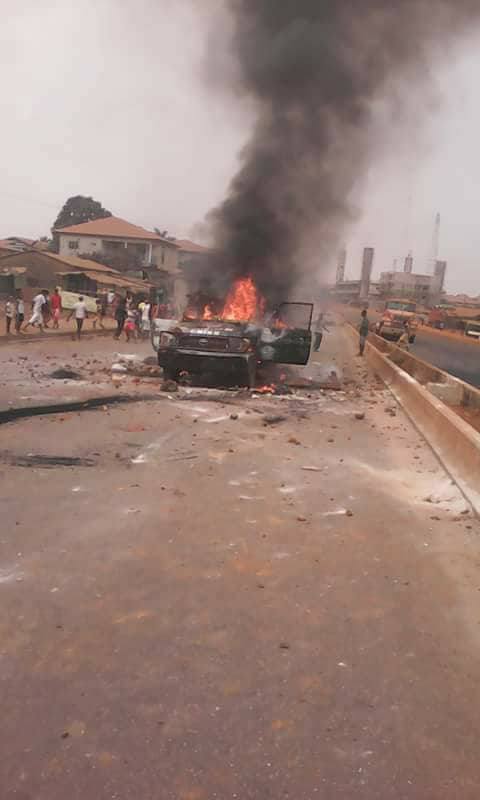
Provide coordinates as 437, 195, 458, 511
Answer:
340, 307, 480, 388
1, 330, 480, 799
411, 331, 480, 388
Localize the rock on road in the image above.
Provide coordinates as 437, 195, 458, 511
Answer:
1, 327, 480, 799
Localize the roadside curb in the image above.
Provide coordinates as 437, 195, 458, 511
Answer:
0, 327, 116, 346
345, 324, 480, 515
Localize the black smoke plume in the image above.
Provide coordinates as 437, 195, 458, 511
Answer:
207, 0, 479, 303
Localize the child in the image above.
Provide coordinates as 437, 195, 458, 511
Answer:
125, 308, 138, 343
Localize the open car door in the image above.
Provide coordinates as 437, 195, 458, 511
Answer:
260, 302, 313, 365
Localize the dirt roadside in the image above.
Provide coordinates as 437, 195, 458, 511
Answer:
1, 326, 480, 799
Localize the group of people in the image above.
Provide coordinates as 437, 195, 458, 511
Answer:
113, 295, 173, 342
3, 288, 118, 339
4, 295, 25, 334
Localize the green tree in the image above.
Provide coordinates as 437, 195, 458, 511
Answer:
51, 195, 112, 251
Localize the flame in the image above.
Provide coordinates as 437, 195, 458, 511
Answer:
221, 277, 265, 322
203, 304, 215, 320
183, 276, 265, 323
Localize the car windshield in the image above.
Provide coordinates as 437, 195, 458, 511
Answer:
386, 301, 416, 312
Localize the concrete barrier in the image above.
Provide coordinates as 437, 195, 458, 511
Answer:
345, 325, 480, 514
367, 331, 480, 411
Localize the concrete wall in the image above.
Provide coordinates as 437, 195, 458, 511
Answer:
58, 235, 104, 259
58, 235, 179, 274
369, 331, 480, 411
151, 242, 179, 273
345, 324, 480, 513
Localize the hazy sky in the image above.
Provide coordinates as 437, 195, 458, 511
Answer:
1, 1, 480, 294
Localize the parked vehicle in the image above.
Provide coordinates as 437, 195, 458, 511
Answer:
151, 302, 313, 387
376, 298, 418, 343
465, 321, 480, 340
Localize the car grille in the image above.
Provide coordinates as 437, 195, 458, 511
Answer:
178, 335, 231, 352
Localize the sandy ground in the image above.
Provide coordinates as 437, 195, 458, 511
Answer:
1, 325, 480, 799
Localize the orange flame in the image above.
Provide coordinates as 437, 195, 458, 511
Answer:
203, 304, 215, 320
221, 277, 265, 322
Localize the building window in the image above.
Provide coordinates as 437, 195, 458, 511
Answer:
68, 240, 79, 250
161, 248, 165, 265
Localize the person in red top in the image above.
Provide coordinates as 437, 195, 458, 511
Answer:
50, 287, 62, 329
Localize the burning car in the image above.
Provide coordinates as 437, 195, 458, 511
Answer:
151, 277, 313, 387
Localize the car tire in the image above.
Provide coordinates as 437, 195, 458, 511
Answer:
409, 335, 416, 344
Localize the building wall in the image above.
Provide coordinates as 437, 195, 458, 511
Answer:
58, 234, 179, 273
151, 242, 179, 272
58, 234, 105, 259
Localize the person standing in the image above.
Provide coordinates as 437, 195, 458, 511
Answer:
50, 287, 62, 329
397, 320, 411, 351
68, 296, 88, 340
23, 289, 49, 333
313, 311, 330, 352
5, 297, 14, 334
140, 300, 151, 337
15, 295, 25, 334
358, 309, 370, 356
114, 296, 127, 340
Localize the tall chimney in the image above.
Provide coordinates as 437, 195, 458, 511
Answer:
404, 254, 413, 273
434, 260, 447, 292
360, 247, 374, 300
336, 248, 347, 284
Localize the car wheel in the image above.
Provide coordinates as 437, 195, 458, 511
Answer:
409, 335, 416, 344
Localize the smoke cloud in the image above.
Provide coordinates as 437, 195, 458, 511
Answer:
207, 0, 480, 303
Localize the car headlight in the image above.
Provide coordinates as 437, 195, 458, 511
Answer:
159, 332, 177, 348
228, 337, 253, 353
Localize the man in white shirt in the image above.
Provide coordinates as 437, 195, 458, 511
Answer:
15, 295, 25, 334
67, 296, 89, 340
5, 297, 14, 335
23, 289, 49, 333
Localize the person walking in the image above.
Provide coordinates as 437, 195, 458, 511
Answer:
68, 296, 88, 340
114, 296, 127, 340
139, 300, 151, 338
124, 307, 138, 343
50, 287, 62, 329
15, 295, 25, 333
358, 309, 370, 356
23, 289, 49, 333
313, 311, 330, 352
97, 292, 108, 329
5, 297, 14, 334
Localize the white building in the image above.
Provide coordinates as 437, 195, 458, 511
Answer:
55, 216, 179, 273
378, 269, 445, 304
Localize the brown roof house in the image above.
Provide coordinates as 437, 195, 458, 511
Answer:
0, 250, 153, 301
54, 216, 186, 310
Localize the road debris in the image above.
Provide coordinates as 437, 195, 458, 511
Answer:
0, 452, 97, 468
263, 414, 287, 426
50, 369, 83, 380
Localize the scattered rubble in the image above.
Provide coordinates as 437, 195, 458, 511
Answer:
50, 369, 83, 381
160, 380, 178, 393
263, 414, 287, 426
